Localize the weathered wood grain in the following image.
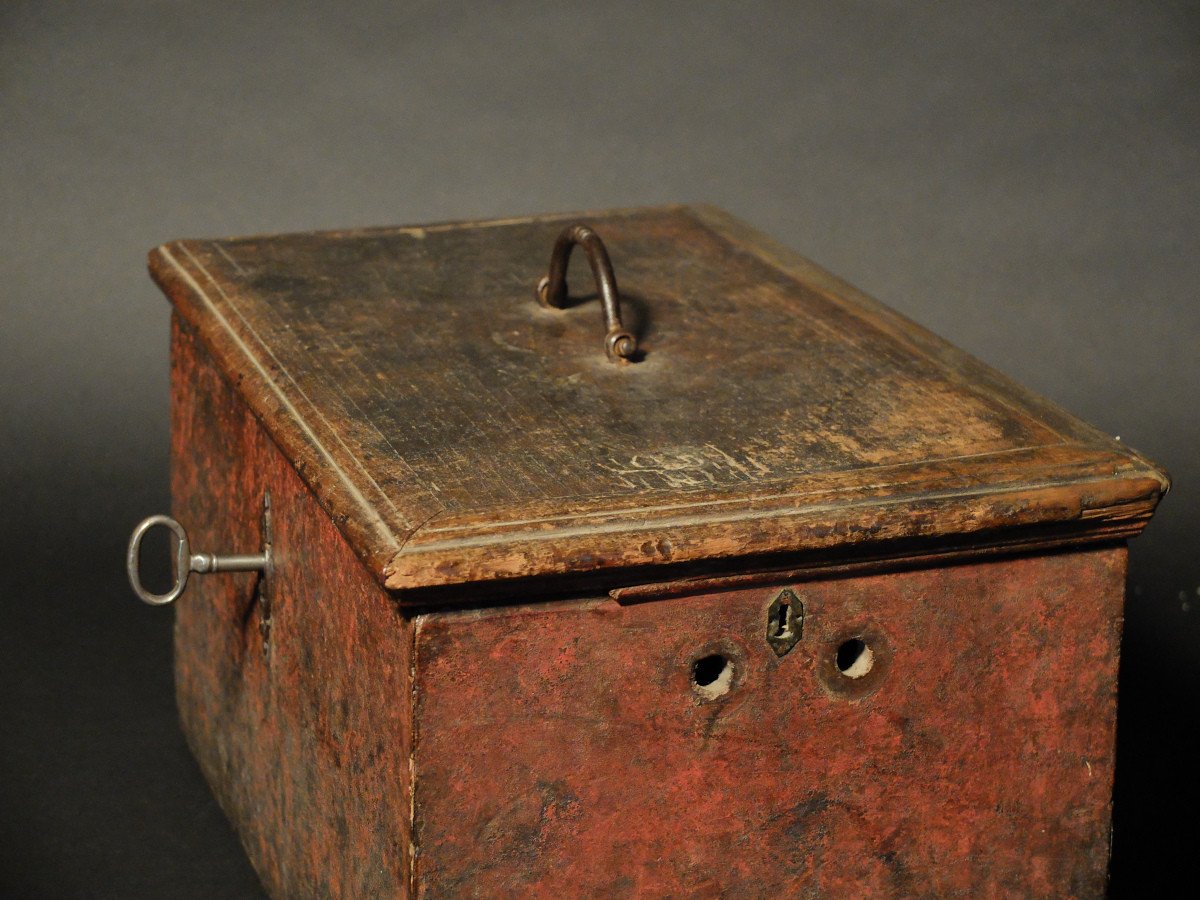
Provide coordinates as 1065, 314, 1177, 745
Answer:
148, 206, 1167, 598
171, 316, 415, 897
168, 316, 1130, 895
160, 247, 1148, 895
413, 546, 1127, 897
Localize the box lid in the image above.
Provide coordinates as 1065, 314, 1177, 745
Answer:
150, 205, 1168, 597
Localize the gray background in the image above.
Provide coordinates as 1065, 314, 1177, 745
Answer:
2, 1, 1196, 895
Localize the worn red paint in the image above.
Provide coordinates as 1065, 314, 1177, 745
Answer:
173, 312, 1125, 894
172, 317, 414, 896
413, 549, 1125, 897
154, 205, 1167, 897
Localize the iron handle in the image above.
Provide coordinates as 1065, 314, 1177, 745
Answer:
536, 223, 638, 363
126, 495, 272, 606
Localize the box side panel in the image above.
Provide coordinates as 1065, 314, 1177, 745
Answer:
414, 547, 1126, 897
170, 315, 414, 897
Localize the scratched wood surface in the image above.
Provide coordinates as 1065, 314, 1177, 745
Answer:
149, 205, 1167, 595
171, 317, 415, 896
413, 546, 1127, 897
167, 286, 1135, 898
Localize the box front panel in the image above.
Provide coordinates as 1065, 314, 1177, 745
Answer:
414, 547, 1125, 897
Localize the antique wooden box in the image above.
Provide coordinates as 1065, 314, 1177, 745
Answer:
128, 205, 1167, 896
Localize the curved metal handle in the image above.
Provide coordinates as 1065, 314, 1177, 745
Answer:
536, 224, 638, 362
126, 496, 272, 606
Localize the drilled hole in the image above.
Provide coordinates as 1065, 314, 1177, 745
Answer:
692, 653, 733, 700
836, 638, 874, 679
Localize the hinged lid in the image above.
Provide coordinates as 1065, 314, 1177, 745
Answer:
150, 205, 1168, 598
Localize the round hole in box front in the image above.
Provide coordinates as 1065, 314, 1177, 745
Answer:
835, 638, 874, 679
692, 653, 733, 700
818, 628, 890, 698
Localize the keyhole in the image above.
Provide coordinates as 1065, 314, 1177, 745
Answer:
774, 600, 791, 637
766, 589, 803, 656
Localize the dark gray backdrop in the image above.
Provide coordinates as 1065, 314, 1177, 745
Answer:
2, 2, 1196, 895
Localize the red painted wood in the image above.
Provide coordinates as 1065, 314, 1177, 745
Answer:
171, 316, 415, 897
413, 547, 1125, 896
169, 313, 1128, 897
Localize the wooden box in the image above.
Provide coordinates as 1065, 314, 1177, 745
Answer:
137, 205, 1167, 896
